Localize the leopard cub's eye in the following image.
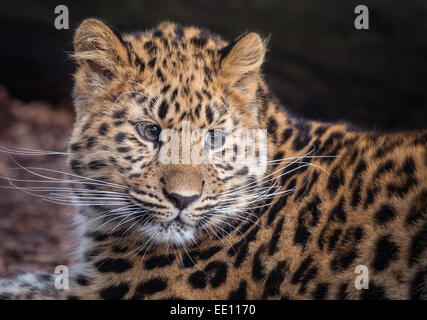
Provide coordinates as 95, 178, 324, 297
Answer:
205, 129, 226, 150
136, 123, 161, 142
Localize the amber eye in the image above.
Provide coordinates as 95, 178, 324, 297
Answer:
136, 123, 161, 142
205, 129, 226, 150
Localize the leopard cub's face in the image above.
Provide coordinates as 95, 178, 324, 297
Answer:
68, 19, 268, 246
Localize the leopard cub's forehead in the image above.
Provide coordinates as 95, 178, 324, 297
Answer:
103, 23, 236, 130
122, 22, 227, 90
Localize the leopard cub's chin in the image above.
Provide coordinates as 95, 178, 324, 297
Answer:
138, 220, 197, 246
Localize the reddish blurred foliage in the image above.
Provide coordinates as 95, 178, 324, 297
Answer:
0, 85, 77, 275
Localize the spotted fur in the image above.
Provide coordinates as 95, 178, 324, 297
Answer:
0, 19, 426, 300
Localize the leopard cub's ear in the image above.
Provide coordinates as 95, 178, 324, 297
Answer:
72, 19, 128, 89
219, 32, 266, 87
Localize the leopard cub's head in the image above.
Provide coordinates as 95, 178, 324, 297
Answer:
68, 19, 270, 246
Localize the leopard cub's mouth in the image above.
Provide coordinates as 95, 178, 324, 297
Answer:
122, 197, 198, 245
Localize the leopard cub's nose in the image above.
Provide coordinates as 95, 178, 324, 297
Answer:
160, 164, 204, 210
165, 192, 199, 210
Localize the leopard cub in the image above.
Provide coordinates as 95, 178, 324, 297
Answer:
0, 19, 426, 300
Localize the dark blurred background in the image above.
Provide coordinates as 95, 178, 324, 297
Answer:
1, 0, 427, 130
0, 0, 426, 274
